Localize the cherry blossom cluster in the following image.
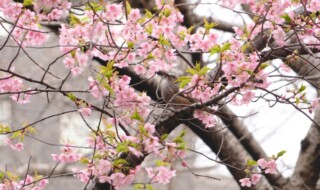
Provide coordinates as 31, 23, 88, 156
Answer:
239, 150, 285, 188
0, 0, 319, 189
146, 166, 176, 185
5, 137, 24, 152
193, 110, 216, 128
226, 0, 320, 49
0, 0, 72, 44
239, 158, 278, 187
73, 163, 140, 189
257, 158, 277, 175
75, 122, 182, 189
0, 71, 31, 104
58, 1, 184, 77
51, 145, 81, 163
0, 174, 48, 190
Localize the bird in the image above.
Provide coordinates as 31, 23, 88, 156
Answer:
157, 71, 194, 110
157, 71, 220, 116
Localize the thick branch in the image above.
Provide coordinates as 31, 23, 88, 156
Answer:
218, 105, 287, 188
283, 109, 320, 190
185, 118, 272, 190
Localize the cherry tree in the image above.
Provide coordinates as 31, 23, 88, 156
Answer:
0, 0, 319, 190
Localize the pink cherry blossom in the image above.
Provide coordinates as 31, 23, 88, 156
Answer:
98, 159, 112, 174
239, 177, 252, 187
51, 145, 81, 163
251, 174, 261, 185
128, 9, 141, 22
146, 166, 176, 184
272, 27, 286, 47
71, 67, 83, 76
257, 158, 268, 169
133, 64, 146, 75
110, 173, 134, 189
5, 138, 24, 152
193, 110, 216, 128
11, 92, 32, 104
241, 91, 255, 105
0, 184, 8, 190
73, 169, 91, 183
265, 160, 277, 174
78, 107, 92, 117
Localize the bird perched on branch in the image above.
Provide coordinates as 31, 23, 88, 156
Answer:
157, 71, 218, 114
158, 71, 194, 110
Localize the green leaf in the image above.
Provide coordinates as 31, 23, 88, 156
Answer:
103, 83, 114, 96
113, 159, 129, 166
131, 109, 143, 122
176, 76, 192, 88
194, 63, 201, 71
93, 154, 103, 159
70, 50, 76, 58
259, 62, 270, 70
134, 184, 144, 190
146, 184, 154, 190
163, 8, 171, 17
80, 157, 90, 164
0, 124, 11, 134
6, 171, 18, 181
297, 84, 306, 94
155, 160, 169, 167
176, 142, 186, 150
145, 24, 153, 35
187, 26, 195, 34
145, 9, 153, 18
204, 17, 218, 32
281, 13, 292, 24
125, 1, 132, 14
116, 143, 129, 153
186, 63, 210, 76
186, 68, 197, 75
198, 66, 211, 75
99, 61, 115, 79
241, 43, 252, 53
69, 14, 81, 26
173, 137, 183, 144
221, 42, 231, 52
67, 92, 77, 101
277, 150, 286, 158
209, 45, 221, 55
159, 35, 170, 46
11, 131, 21, 139
161, 134, 168, 140
146, 53, 154, 60
127, 41, 134, 49
85, 2, 103, 12
23, 0, 33, 7
173, 130, 186, 144
247, 159, 257, 167
0, 171, 4, 180
26, 126, 36, 134
138, 125, 148, 136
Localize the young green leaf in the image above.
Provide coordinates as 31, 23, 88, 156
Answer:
247, 159, 257, 167
204, 18, 218, 32
297, 84, 306, 94
131, 109, 144, 122
277, 150, 286, 158
209, 45, 221, 55
67, 92, 77, 101
113, 158, 129, 166
23, 0, 33, 7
